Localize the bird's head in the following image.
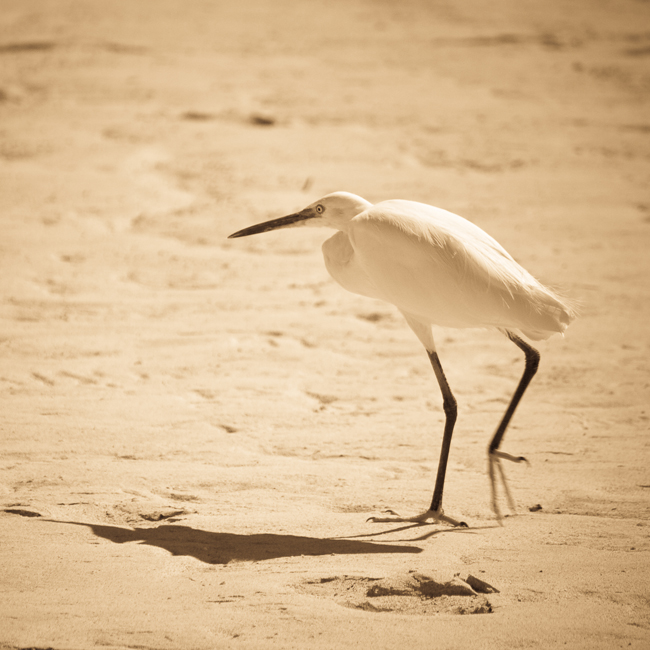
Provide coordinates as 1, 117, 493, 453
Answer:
228, 192, 372, 239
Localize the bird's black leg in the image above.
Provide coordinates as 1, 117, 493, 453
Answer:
489, 332, 540, 453
427, 350, 458, 514
488, 331, 540, 519
368, 348, 466, 527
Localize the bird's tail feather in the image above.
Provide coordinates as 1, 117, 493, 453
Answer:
516, 284, 576, 341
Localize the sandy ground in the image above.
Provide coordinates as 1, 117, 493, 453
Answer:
1, 1, 650, 648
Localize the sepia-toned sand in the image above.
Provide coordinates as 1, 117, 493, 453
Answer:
1, 1, 649, 648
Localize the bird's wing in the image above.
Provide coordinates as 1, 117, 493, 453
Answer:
347, 201, 572, 337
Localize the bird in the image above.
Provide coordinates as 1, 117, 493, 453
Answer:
228, 192, 575, 526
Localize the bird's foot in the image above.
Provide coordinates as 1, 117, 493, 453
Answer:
490, 449, 530, 466
488, 449, 530, 523
367, 508, 467, 527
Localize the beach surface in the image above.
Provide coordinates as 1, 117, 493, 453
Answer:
1, 1, 649, 648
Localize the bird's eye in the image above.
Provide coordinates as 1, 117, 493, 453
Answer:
315, 204, 325, 214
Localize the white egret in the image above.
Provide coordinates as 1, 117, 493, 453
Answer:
228, 192, 575, 526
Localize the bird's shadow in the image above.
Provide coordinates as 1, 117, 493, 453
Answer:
41, 519, 423, 564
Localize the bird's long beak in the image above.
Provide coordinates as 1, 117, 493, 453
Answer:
228, 208, 317, 239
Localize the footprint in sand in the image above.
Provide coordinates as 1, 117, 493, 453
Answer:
297, 572, 498, 615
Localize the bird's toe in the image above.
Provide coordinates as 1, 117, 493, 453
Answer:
368, 508, 467, 527
490, 449, 529, 465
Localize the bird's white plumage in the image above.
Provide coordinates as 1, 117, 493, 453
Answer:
322, 197, 573, 342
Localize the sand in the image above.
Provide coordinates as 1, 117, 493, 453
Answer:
1, 1, 649, 648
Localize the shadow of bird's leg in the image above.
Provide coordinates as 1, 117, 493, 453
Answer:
488, 331, 540, 520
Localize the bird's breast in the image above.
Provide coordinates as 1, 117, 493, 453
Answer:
321, 231, 384, 301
